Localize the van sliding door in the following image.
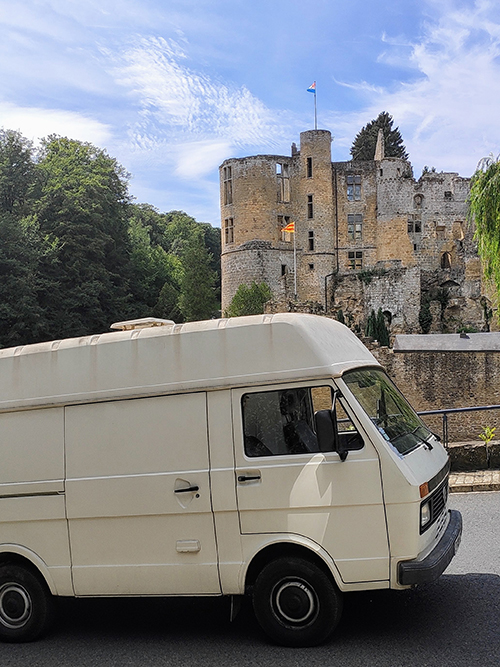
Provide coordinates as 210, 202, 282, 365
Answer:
65, 392, 220, 596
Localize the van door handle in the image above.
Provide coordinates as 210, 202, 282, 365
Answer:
174, 485, 200, 494
237, 475, 261, 483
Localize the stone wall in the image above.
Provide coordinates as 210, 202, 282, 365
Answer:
371, 346, 500, 442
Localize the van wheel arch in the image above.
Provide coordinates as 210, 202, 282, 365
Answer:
245, 542, 336, 592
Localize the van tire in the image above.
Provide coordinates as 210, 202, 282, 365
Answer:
252, 556, 342, 647
0, 564, 55, 642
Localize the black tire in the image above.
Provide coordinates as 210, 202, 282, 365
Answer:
252, 556, 343, 647
0, 564, 55, 642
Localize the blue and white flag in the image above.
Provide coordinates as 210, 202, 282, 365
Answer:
307, 81, 316, 94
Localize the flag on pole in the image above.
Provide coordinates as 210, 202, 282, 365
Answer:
281, 221, 295, 233
307, 81, 316, 94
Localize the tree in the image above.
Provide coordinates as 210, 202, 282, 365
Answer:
469, 162, 500, 308
350, 112, 408, 161
0, 129, 37, 217
34, 136, 133, 338
178, 232, 219, 322
0, 214, 50, 347
375, 308, 390, 347
225, 282, 272, 317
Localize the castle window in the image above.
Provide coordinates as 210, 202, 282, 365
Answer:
408, 218, 422, 234
277, 163, 290, 202
307, 194, 314, 219
278, 215, 292, 241
308, 230, 315, 251
224, 217, 234, 244
347, 175, 361, 201
348, 214, 363, 240
414, 194, 423, 209
281, 264, 287, 276
223, 166, 233, 205
444, 191, 453, 201
348, 250, 363, 270
441, 252, 452, 269
308, 263, 314, 271
307, 157, 313, 178
436, 225, 446, 240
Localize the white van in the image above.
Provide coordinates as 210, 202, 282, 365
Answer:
0, 313, 461, 646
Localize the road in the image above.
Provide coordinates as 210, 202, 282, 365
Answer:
2, 492, 499, 667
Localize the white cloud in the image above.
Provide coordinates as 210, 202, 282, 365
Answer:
0, 103, 112, 145
110, 36, 286, 177
328, 0, 500, 176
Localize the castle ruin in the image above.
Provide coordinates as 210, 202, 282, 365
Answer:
220, 129, 494, 335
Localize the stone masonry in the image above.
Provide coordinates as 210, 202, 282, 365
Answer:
220, 129, 494, 335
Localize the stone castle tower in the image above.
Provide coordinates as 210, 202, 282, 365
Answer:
220, 129, 492, 334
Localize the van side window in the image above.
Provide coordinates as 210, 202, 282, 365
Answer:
242, 386, 333, 457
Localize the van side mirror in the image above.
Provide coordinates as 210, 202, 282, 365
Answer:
314, 409, 348, 462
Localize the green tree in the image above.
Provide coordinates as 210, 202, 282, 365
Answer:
0, 214, 50, 347
178, 232, 219, 322
34, 136, 133, 338
469, 162, 500, 308
419, 299, 433, 334
226, 282, 272, 317
365, 309, 377, 338
350, 112, 408, 161
375, 308, 390, 347
0, 129, 37, 216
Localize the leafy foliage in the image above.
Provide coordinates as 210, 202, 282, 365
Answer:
419, 299, 433, 334
350, 112, 408, 161
365, 308, 390, 346
469, 163, 500, 309
178, 232, 219, 322
225, 282, 272, 317
0, 130, 221, 347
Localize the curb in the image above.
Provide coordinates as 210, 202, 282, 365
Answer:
449, 469, 500, 493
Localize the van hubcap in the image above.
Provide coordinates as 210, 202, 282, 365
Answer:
0, 584, 32, 629
273, 579, 318, 625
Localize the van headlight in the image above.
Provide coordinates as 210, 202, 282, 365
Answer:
420, 501, 431, 529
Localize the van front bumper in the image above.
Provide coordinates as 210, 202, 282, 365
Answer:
398, 510, 462, 586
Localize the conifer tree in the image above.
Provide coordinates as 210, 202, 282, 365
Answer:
350, 112, 408, 161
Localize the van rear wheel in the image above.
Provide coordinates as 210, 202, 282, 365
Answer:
0, 564, 54, 642
252, 556, 342, 647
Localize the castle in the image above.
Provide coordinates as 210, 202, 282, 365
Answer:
219, 129, 494, 335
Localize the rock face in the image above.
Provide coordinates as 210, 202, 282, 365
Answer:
220, 129, 494, 333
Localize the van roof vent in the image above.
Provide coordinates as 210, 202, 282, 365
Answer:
110, 317, 175, 331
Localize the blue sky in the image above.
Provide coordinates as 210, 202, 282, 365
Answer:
1, 0, 500, 226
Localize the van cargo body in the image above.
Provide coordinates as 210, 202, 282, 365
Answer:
0, 314, 461, 646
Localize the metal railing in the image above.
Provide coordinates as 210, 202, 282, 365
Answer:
417, 404, 500, 448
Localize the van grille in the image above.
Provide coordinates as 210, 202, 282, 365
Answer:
420, 479, 448, 534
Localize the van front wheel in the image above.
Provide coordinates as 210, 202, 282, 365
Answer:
252, 556, 342, 647
0, 564, 54, 642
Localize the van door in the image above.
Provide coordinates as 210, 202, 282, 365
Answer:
65, 392, 220, 596
232, 382, 389, 584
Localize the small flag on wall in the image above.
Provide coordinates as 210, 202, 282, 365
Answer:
281, 221, 295, 233
307, 82, 316, 94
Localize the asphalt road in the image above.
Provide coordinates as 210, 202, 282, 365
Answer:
2, 492, 499, 667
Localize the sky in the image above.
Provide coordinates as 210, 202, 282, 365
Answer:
1, 0, 500, 226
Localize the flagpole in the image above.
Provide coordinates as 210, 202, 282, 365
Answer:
293, 224, 297, 300
314, 90, 317, 130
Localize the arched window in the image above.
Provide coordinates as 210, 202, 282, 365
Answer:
441, 252, 452, 269
414, 194, 423, 209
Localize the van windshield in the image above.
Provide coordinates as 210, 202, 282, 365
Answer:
342, 367, 432, 456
